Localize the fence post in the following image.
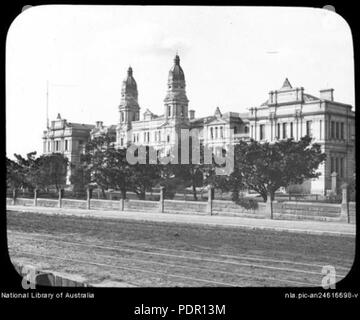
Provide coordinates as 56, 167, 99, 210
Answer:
34, 189, 37, 207
159, 186, 164, 213
87, 187, 91, 210
12, 188, 16, 206
120, 197, 124, 211
207, 185, 213, 215
58, 189, 62, 208
340, 183, 349, 223
266, 196, 273, 219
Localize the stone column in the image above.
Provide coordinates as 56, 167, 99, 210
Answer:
12, 188, 16, 206
34, 189, 38, 207
331, 172, 338, 194
340, 183, 349, 223
86, 187, 91, 210
207, 185, 214, 215
58, 189, 62, 208
159, 186, 164, 213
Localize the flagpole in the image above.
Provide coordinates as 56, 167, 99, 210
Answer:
46, 80, 49, 129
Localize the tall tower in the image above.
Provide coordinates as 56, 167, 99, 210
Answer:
119, 66, 140, 125
117, 66, 140, 147
164, 55, 189, 124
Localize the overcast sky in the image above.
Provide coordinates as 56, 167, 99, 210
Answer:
6, 5, 354, 158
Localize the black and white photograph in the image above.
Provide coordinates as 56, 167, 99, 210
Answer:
3, 4, 357, 299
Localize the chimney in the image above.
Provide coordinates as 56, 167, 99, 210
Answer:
320, 89, 334, 101
189, 110, 195, 120
96, 121, 103, 128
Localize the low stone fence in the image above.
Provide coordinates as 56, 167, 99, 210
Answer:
6, 186, 355, 223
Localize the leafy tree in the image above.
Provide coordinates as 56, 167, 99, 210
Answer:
8, 152, 68, 192
73, 133, 115, 198
228, 136, 326, 202
6, 157, 27, 190
159, 141, 214, 200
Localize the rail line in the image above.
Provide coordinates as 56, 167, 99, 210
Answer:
8, 232, 347, 278
8, 230, 352, 272
9, 249, 238, 287
8, 232, 348, 288
8, 246, 316, 287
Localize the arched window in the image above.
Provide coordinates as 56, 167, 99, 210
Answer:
210, 127, 214, 139
244, 126, 249, 134
220, 126, 223, 138
120, 112, 124, 122
167, 106, 171, 117
215, 127, 218, 139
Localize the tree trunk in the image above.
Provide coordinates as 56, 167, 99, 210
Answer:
101, 188, 106, 199
121, 189, 127, 199
192, 184, 198, 201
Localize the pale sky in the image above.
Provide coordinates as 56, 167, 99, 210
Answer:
6, 5, 354, 158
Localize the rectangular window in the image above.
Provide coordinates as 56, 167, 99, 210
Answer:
319, 120, 322, 140
306, 121, 312, 136
336, 122, 340, 139
290, 122, 293, 138
330, 157, 334, 173
277, 123, 280, 139
48, 141, 50, 152
65, 140, 68, 151
340, 158, 344, 177
282, 123, 287, 139
260, 124, 265, 140
250, 125, 253, 138
55, 141, 59, 151
167, 135, 170, 143
340, 123, 344, 140
215, 127, 218, 139
143, 132, 146, 142
331, 121, 335, 139
120, 138, 123, 146
167, 106, 171, 117
335, 158, 339, 174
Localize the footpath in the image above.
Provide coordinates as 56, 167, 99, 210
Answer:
7, 205, 356, 237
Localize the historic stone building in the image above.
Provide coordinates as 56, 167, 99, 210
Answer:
116, 55, 249, 157
42, 114, 115, 183
43, 54, 355, 195
248, 78, 355, 194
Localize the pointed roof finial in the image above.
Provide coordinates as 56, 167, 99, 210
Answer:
281, 78, 292, 89
174, 53, 180, 65
127, 65, 133, 76
214, 106, 222, 117
57, 113, 61, 120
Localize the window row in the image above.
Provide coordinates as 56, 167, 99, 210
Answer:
255, 121, 313, 141
330, 156, 345, 178
131, 131, 171, 144
330, 121, 345, 140
167, 105, 187, 117
46, 139, 71, 152
209, 126, 224, 139
120, 112, 139, 122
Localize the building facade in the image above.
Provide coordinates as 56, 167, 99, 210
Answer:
43, 55, 355, 195
248, 78, 355, 194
